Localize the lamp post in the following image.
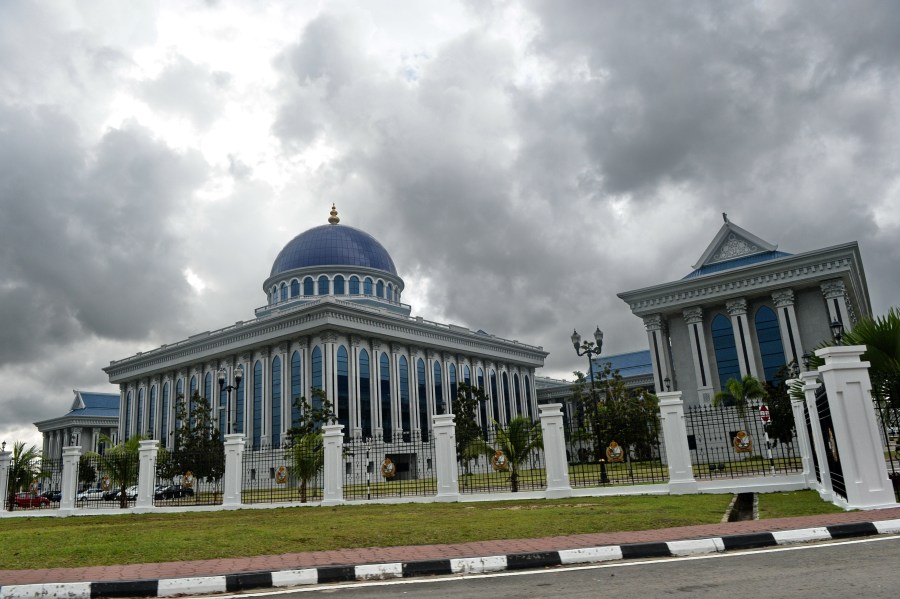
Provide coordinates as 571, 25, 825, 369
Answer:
217, 364, 244, 435
830, 319, 845, 345
571, 326, 610, 484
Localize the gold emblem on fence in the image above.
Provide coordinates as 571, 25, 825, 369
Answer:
183, 471, 195, 489
275, 465, 288, 485
606, 441, 624, 463
491, 450, 509, 471
732, 431, 752, 453
100, 476, 111, 491
29, 479, 39, 493
827, 428, 840, 462
381, 457, 397, 479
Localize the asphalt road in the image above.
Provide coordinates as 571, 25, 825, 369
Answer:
248, 536, 900, 598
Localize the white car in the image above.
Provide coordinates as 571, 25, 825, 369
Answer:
76, 489, 105, 501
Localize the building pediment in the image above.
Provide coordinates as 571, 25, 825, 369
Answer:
692, 218, 777, 270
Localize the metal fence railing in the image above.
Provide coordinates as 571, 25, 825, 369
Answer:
872, 395, 900, 501
242, 442, 323, 504
5, 456, 62, 512
343, 435, 437, 500
456, 426, 546, 494
563, 422, 668, 488
153, 448, 223, 507
685, 405, 801, 479
75, 452, 139, 510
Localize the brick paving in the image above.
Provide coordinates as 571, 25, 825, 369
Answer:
3, 506, 900, 587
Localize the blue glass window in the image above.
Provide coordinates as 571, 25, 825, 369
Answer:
349, 276, 360, 295
312, 346, 323, 412
271, 356, 281, 447
291, 351, 301, 428
161, 382, 170, 446
712, 314, 741, 392
755, 306, 786, 385
204, 372, 213, 413
380, 353, 392, 442
125, 391, 133, 440
253, 361, 263, 449
464, 365, 471, 385
399, 356, 411, 441
387, 283, 393, 301
318, 275, 329, 295
219, 373, 227, 438
433, 361, 444, 415
490, 370, 500, 426
303, 277, 314, 296
235, 369, 244, 434
515, 373, 525, 420
376, 280, 384, 298
360, 349, 372, 439
334, 275, 345, 294
337, 346, 350, 439
478, 368, 488, 434
175, 379, 184, 432
449, 364, 457, 414
290, 279, 300, 297
148, 386, 157, 439
502, 372, 511, 423
524, 376, 532, 420
280, 283, 288, 302
271, 286, 277, 304
364, 277, 373, 296
136, 389, 144, 439
417, 358, 429, 441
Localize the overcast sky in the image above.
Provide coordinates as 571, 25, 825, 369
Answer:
2, 1, 898, 449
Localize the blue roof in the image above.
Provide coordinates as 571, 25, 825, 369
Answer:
590, 350, 653, 380
683, 250, 792, 279
270, 224, 398, 277
65, 391, 119, 418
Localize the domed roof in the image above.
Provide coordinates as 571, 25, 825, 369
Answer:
270, 208, 398, 277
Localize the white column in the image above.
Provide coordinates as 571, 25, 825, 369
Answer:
658, 391, 698, 494
801, 370, 833, 501
816, 345, 896, 509
432, 414, 459, 502
539, 403, 572, 498
0, 448, 10, 512
643, 314, 674, 392
821, 279, 853, 332
772, 289, 804, 367
59, 445, 81, 513
223, 433, 245, 507
726, 298, 759, 379
136, 439, 159, 510
683, 306, 714, 405
260, 348, 270, 447
322, 424, 344, 506
788, 379, 815, 485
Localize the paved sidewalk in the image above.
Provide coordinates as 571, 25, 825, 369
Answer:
3, 506, 900, 597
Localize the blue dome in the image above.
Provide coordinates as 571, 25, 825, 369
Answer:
270, 224, 398, 277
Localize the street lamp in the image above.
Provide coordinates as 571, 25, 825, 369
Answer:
830, 319, 845, 344
218, 364, 244, 435
571, 326, 610, 484
801, 352, 812, 372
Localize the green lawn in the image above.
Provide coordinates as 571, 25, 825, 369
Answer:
0, 491, 838, 571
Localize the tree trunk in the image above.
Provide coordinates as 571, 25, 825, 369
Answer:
300, 480, 307, 503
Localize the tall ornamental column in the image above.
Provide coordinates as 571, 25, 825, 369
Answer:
371, 339, 383, 440
539, 403, 573, 498
772, 289, 805, 368
816, 345, 895, 509
643, 314, 674, 393
258, 347, 271, 447
432, 414, 459, 502
820, 280, 853, 332
682, 306, 714, 405
657, 391, 698, 494
322, 424, 344, 506
725, 298, 759, 379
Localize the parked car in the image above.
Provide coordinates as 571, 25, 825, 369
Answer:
41, 490, 62, 502
104, 485, 139, 501
155, 484, 194, 500
14, 492, 50, 508
76, 489, 105, 501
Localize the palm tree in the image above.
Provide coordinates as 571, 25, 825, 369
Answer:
6, 442, 45, 510
289, 433, 324, 503
481, 416, 543, 492
838, 307, 900, 405
713, 374, 768, 431
85, 434, 142, 509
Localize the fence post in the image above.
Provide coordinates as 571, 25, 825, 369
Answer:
658, 391, 698, 494
539, 403, 572, 498
787, 378, 815, 486
59, 445, 81, 513
816, 345, 896, 509
136, 439, 159, 510
0, 448, 10, 512
433, 414, 459, 502
801, 370, 833, 501
322, 424, 344, 506
223, 434, 245, 508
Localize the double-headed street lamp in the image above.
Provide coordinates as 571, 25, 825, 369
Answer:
217, 364, 244, 435
571, 326, 610, 484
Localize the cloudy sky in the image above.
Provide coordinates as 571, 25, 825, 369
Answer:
2, 1, 899, 449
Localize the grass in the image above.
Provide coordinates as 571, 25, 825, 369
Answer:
756, 490, 845, 519
0, 491, 839, 571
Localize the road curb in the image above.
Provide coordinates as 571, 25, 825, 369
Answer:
4, 518, 900, 598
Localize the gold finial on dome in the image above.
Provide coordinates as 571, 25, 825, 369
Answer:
328, 203, 340, 225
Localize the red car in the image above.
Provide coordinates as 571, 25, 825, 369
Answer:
14, 492, 50, 508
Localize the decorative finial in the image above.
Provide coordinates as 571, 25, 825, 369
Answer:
722, 212, 729, 223
328, 203, 340, 225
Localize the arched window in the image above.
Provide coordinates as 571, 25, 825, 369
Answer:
136, 389, 145, 439
387, 283, 393, 302
515, 373, 526, 420
502, 372, 512, 423
376, 280, 384, 298
433, 361, 444, 415
349, 276, 360, 295
524, 375, 532, 420
318, 275, 329, 295
381, 353, 392, 442
464, 365, 471, 385
271, 356, 281, 447
235, 367, 245, 434
334, 275, 345, 295
175, 379, 184, 432
417, 358, 429, 441
490, 370, 500, 426
204, 372, 213, 412
253, 361, 263, 449
189, 375, 198, 426
280, 283, 288, 302
337, 346, 350, 439
478, 368, 488, 434
291, 351, 302, 428
712, 314, 741, 393
271, 286, 277, 304
449, 364, 457, 413
219, 374, 227, 438
755, 306, 787, 385
360, 349, 372, 439
303, 277, 314, 296
399, 356, 411, 441
149, 385, 157, 439
312, 346, 323, 412
125, 391, 133, 440
290, 279, 300, 297
364, 277, 373, 296
161, 382, 170, 446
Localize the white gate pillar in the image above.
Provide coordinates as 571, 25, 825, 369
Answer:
136, 439, 159, 510
658, 392, 698, 494
59, 446, 81, 513
433, 414, 459, 502
322, 424, 344, 506
0, 448, 11, 512
801, 370, 833, 501
787, 379, 815, 486
223, 434, 245, 507
816, 345, 896, 509
539, 403, 572, 498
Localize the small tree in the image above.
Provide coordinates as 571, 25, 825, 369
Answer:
288, 432, 324, 503
78, 455, 97, 491
286, 388, 336, 441
713, 374, 767, 431
173, 392, 225, 497
86, 434, 141, 509
6, 442, 44, 510
478, 416, 543, 492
